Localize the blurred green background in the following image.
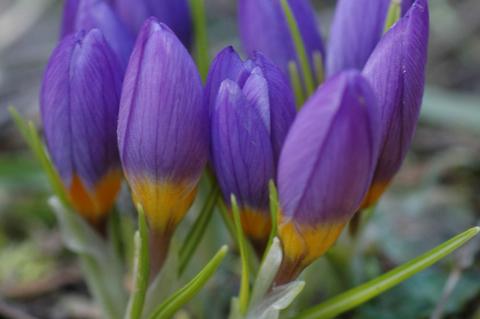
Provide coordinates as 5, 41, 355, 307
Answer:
0, 0, 479, 318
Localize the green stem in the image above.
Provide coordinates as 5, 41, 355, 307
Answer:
288, 61, 306, 108
295, 227, 480, 319
264, 181, 279, 259
280, 0, 315, 96
148, 246, 228, 319
231, 195, 251, 315
125, 209, 150, 319
189, 0, 209, 81
384, 0, 401, 32
179, 185, 221, 275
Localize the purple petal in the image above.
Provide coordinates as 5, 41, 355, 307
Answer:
206, 48, 296, 164
204, 47, 250, 116
278, 71, 380, 225
252, 52, 296, 162
326, 0, 391, 77
118, 18, 207, 185
238, 0, 324, 78
61, 0, 134, 69
242, 67, 271, 133
109, 0, 192, 48
363, 0, 429, 186
60, 0, 80, 38
41, 29, 122, 189
211, 80, 275, 210
402, 0, 415, 15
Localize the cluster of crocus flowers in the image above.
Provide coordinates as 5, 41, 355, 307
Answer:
40, 0, 429, 284
207, 47, 296, 252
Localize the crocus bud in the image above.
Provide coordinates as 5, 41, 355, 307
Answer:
208, 47, 295, 251
326, 0, 391, 77
61, 0, 134, 69
118, 19, 207, 241
361, 0, 429, 209
108, 0, 192, 48
238, 0, 324, 79
276, 71, 380, 283
41, 29, 123, 227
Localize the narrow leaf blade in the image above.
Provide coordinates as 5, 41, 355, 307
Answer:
125, 208, 150, 319
149, 245, 228, 319
179, 185, 220, 274
231, 195, 251, 314
296, 226, 480, 319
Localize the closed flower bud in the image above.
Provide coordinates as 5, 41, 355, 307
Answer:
118, 19, 207, 240
327, 0, 417, 77
41, 29, 123, 227
361, 0, 429, 209
61, 0, 134, 69
238, 0, 324, 79
276, 71, 380, 283
108, 0, 192, 48
208, 47, 295, 251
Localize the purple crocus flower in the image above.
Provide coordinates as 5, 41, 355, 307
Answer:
360, 0, 429, 209
107, 0, 192, 48
276, 71, 380, 283
117, 18, 207, 238
326, 0, 417, 77
60, 0, 134, 69
208, 47, 295, 250
41, 29, 123, 226
238, 0, 324, 79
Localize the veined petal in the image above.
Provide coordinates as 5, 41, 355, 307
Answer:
277, 71, 380, 273
362, 0, 429, 207
41, 29, 123, 223
61, 0, 134, 69
204, 46, 250, 116
118, 18, 207, 232
402, 0, 416, 15
326, 0, 390, 77
252, 52, 296, 161
211, 80, 275, 212
110, 0, 192, 47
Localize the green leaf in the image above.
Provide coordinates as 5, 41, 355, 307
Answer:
265, 182, 279, 258
288, 61, 306, 107
125, 207, 150, 319
9, 107, 69, 206
231, 195, 251, 315
179, 185, 221, 275
188, 0, 209, 81
295, 226, 480, 319
248, 238, 304, 319
49, 197, 127, 319
247, 281, 305, 319
280, 0, 315, 96
142, 242, 180, 318
384, 0, 401, 32
250, 237, 283, 309
312, 51, 324, 85
148, 245, 228, 319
